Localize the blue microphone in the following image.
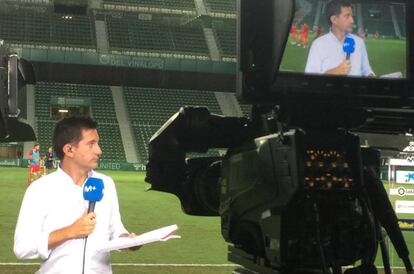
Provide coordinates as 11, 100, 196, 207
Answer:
343, 36, 355, 60
83, 177, 104, 213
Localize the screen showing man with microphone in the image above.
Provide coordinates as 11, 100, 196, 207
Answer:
305, 0, 375, 76
14, 116, 138, 274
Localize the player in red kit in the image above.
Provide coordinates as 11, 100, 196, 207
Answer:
300, 23, 309, 48
290, 23, 298, 45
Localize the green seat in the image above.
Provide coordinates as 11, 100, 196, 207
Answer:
124, 87, 223, 161
35, 82, 126, 161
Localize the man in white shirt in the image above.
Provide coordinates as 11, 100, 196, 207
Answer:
14, 116, 137, 274
305, 0, 375, 76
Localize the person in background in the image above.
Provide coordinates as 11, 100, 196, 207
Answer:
299, 22, 309, 48
39, 158, 46, 177
290, 23, 298, 45
27, 143, 40, 186
313, 24, 323, 40
16, 147, 23, 159
44, 146, 55, 175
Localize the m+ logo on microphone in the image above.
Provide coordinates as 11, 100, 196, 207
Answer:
84, 186, 97, 192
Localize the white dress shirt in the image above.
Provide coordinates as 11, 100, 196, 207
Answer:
14, 167, 128, 274
305, 31, 374, 76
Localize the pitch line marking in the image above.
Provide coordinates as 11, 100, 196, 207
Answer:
0, 263, 238, 267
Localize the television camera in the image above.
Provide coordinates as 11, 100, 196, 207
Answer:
0, 40, 36, 142
145, 0, 414, 273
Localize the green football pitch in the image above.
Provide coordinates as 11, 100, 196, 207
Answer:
281, 37, 406, 77
0, 167, 413, 274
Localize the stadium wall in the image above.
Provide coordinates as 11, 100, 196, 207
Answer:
31, 61, 235, 91
20, 48, 235, 74
0, 158, 146, 171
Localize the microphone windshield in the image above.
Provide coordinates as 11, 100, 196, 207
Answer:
343, 36, 356, 56
83, 177, 104, 202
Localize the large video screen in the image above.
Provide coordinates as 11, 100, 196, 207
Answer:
279, 0, 407, 78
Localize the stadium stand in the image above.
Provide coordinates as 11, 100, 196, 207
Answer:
35, 82, 126, 161
103, 0, 196, 11
171, 24, 209, 54
238, 103, 251, 119
124, 87, 222, 124
205, 0, 236, 14
0, 8, 95, 49
393, 3, 406, 37
36, 120, 56, 155
362, 3, 396, 37
123, 87, 223, 161
106, 13, 209, 57
0, 0, 249, 163
212, 19, 236, 58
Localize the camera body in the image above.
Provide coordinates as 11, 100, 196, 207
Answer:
0, 41, 36, 142
145, 107, 397, 273
220, 129, 374, 270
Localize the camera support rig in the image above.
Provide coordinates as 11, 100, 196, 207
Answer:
145, 0, 413, 272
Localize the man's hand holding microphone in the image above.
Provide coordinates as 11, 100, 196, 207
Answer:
68, 211, 97, 238
326, 36, 355, 75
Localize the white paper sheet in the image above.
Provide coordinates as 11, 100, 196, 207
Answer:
97, 224, 180, 253
380, 72, 403, 78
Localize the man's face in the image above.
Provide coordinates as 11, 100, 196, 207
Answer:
331, 6, 354, 34
70, 129, 102, 170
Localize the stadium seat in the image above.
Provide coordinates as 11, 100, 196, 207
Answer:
35, 82, 126, 161
124, 87, 223, 161
103, 0, 196, 11
212, 19, 236, 58
205, 0, 236, 14
106, 13, 209, 57
0, 9, 96, 48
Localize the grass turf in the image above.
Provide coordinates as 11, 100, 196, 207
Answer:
0, 167, 232, 273
1, 167, 413, 273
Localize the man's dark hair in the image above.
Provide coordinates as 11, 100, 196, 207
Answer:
326, 0, 352, 26
53, 116, 98, 160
